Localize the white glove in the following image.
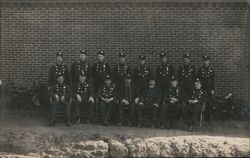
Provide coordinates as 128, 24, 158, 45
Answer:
108, 98, 114, 102
122, 99, 126, 103
77, 94, 82, 102
211, 90, 215, 95
89, 97, 94, 103
122, 99, 129, 105
171, 97, 178, 102
153, 103, 158, 108
135, 98, 140, 104
193, 100, 198, 103
61, 96, 65, 102
54, 94, 59, 102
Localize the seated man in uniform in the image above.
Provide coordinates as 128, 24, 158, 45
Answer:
118, 74, 137, 126
97, 74, 117, 126
138, 77, 162, 128
48, 75, 71, 127
73, 72, 94, 124
185, 78, 207, 131
160, 76, 182, 129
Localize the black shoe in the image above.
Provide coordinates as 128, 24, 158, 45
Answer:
86, 119, 90, 125
67, 120, 71, 127
104, 120, 110, 126
128, 122, 132, 127
165, 124, 170, 129
118, 121, 122, 126
161, 124, 164, 129
48, 121, 55, 126
137, 123, 141, 128
188, 125, 193, 132
160, 123, 165, 129
76, 117, 81, 124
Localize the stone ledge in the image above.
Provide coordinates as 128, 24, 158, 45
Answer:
0, 0, 249, 4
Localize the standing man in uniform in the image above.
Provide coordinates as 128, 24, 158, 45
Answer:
118, 74, 137, 126
133, 55, 152, 104
70, 50, 92, 86
137, 77, 162, 128
156, 52, 174, 94
177, 54, 196, 100
197, 56, 215, 124
48, 52, 71, 89
92, 50, 111, 93
49, 75, 72, 127
160, 76, 182, 129
72, 72, 95, 124
185, 78, 207, 131
112, 52, 132, 91
97, 75, 117, 126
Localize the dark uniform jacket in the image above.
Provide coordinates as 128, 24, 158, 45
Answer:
156, 63, 174, 92
118, 83, 137, 103
48, 63, 71, 87
177, 64, 196, 97
140, 87, 162, 106
98, 83, 117, 100
112, 63, 132, 88
197, 66, 215, 94
92, 62, 111, 89
133, 64, 152, 93
70, 61, 92, 84
73, 81, 94, 99
187, 89, 207, 105
50, 83, 71, 100
164, 86, 182, 104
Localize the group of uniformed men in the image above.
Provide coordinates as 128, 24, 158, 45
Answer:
48, 50, 215, 131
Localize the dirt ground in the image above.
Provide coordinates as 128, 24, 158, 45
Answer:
0, 112, 249, 157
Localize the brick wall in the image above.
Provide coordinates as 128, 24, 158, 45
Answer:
0, 0, 249, 102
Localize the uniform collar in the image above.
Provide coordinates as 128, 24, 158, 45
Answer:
56, 62, 62, 66
161, 62, 168, 66
79, 60, 86, 64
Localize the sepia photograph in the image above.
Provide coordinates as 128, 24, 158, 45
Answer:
0, 0, 249, 157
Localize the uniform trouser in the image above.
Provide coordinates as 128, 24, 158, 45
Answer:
100, 100, 115, 121
185, 103, 201, 126
138, 104, 157, 124
182, 80, 194, 99
135, 79, 148, 93
161, 102, 178, 125
51, 98, 70, 122
75, 96, 94, 120
94, 79, 104, 93
158, 81, 170, 95
204, 91, 213, 122
119, 102, 135, 122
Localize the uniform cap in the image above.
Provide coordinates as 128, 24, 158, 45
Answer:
56, 52, 63, 57
170, 75, 177, 81
80, 50, 87, 55
125, 73, 132, 79
98, 50, 105, 56
105, 74, 111, 80
119, 52, 126, 57
148, 76, 156, 81
195, 78, 201, 83
56, 73, 64, 78
182, 53, 190, 58
203, 55, 210, 61
159, 52, 166, 58
139, 55, 146, 60
79, 71, 86, 77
